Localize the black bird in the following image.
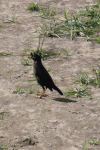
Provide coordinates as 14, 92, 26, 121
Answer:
28, 52, 63, 98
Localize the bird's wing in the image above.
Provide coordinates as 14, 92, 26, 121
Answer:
36, 64, 54, 88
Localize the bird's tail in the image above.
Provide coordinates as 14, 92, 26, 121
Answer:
53, 85, 63, 95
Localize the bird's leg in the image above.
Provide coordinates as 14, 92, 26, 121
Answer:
36, 89, 47, 98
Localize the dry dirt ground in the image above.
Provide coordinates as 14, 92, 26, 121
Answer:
0, 0, 100, 150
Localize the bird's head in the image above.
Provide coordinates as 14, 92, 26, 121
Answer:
28, 52, 41, 62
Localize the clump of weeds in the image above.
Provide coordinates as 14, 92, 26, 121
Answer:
40, 6, 57, 18
65, 87, 91, 99
27, 2, 40, 11
13, 86, 25, 94
34, 1, 100, 43
21, 59, 31, 66
0, 52, 13, 56
61, 1, 100, 42
88, 138, 100, 146
28, 86, 34, 94
74, 65, 100, 87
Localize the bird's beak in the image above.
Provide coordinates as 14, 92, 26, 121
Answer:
28, 53, 31, 58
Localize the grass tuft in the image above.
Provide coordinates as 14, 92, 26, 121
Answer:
27, 2, 40, 11
28, 86, 34, 94
62, 2, 100, 42
21, 59, 31, 66
40, 6, 57, 18
47, 67, 52, 72
96, 37, 100, 44
83, 138, 87, 150
65, 87, 91, 98
73, 73, 89, 85
33, 1, 100, 43
90, 65, 100, 87
4, 17, 16, 23
74, 66, 100, 87
28, 78, 36, 82
36, 88, 40, 95
13, 86, 24, 94
38, 21, 62, 38
0, 52, 13, 56
29, 35, 59, 60
89, 138, 100, 145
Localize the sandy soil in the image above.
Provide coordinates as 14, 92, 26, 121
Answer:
0, 0, 100, 150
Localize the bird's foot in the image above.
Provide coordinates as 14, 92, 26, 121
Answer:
35, 93, 43, 98
36, 89, 47, 98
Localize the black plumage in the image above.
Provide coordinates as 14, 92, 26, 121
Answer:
29, 52, 63, 98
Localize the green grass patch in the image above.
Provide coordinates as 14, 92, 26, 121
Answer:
96, 37, 100, 44
74, 65, 100, 87
21, 49, 32, 56
35, 1, 100, 43
9, 68, 13, 72
27, 2, 57, 17
31, 48, 59, 60
73, 73, 89, 85
47, 67, 52, 72
65, 87, 91, 98
62, 1, 100, 42
27, 2, 40, 11
90, 65, 100, 86
29, 35, 59, 60
28, 78, 36, 81
28, 86, 34, 94
21, 59, 31, 66
0, 52, 13, 56
37, 21, 62, 38
33, 49, 45, 59
10, 17, 16, 23
89, 138, 100, 145
29, 36, 45, 59
4, 17, 16, 23
40, 6, 57, 18
36, 88, 40, 95
45, 50, 59, 57
65, 50, 71, 56
13, 86, 24, 94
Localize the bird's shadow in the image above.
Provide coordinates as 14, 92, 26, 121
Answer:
52, 98, 77, 103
